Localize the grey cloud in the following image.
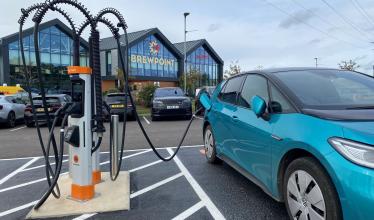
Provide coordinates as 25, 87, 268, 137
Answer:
354, 55, 368, 61
279, 9, 315, 29
207, 23, 222, 32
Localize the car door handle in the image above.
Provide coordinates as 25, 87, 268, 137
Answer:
232, 115, 239, 121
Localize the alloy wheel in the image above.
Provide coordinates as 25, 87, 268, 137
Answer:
8, 112, 16, 127
204, 129, 214, 158
287, 170, 326, 220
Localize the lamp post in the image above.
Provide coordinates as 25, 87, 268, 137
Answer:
314, 57, 318, 68
184, 12, 190, 94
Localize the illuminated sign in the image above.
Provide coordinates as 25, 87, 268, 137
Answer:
130, 40, 175, 66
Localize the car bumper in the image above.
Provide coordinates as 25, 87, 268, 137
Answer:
110, 107, 134, 116
325, 151, 374, 220
0, 111, 8, 122
25, 113, 58, 124
152, 107, 192, 117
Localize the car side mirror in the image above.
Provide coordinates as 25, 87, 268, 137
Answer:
199, 93, 212, 111
251, 95, 267, 119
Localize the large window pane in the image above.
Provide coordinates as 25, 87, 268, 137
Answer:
61, 36, 70, 54
39, 33, 50, 53
51, 34, 60, 53
61, 55, 70, 66
9, 50, 19, 65
51, 54, 60, 66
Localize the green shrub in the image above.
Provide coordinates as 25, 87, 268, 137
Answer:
138, 84, 158, 107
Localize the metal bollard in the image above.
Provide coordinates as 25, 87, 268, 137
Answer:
111, 115, 119, 177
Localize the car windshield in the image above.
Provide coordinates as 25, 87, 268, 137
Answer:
155, 88, 184, 97
33, 97, 61, 105
273, 69, 374, 110
106, 94, 128, 102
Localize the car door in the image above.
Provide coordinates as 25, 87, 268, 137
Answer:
6, 97, 22, 119
231, 74, 274, 188
210, 75, 245, 159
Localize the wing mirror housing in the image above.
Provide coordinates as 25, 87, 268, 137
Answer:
199, 93, 212, 111
251, 95, 269, 120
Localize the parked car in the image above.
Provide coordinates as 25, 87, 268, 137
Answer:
194, 86, 216, 113
151, 87, 192, 121
24, 94, 71, 127
105, 93, 134, 120
200, 68, 374, 220
0, 95, 26, 127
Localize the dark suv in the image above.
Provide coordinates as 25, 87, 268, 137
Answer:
151, 87, 192, 121
105, 93, 134, 120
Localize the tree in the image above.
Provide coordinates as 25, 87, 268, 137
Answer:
138, 83, 158, 107
338, 60, 360, 71
179, 68, 202, 96
224, 60, 241, 79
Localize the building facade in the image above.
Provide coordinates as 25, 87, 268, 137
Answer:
0, 19, 224, 94
100, 28, 224, 94
0, 19, 89, 92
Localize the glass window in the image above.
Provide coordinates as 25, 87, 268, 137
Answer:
9, 50, 19, 65
39, 33, 50, 53
106, 51, 112, 75
274, 70, 374, 109
238, 74, 269, 108
61, 55, 70, 66
218, 75, 245, 105
269, 83, 294, 113
51, 34, 60, 53
61, 36, 70, 54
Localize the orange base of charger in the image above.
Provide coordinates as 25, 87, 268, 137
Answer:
71, 184, 95, 201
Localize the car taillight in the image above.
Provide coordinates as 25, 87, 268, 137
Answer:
25, 105, 32, 113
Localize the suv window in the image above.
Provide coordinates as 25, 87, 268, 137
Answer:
238, 74, 269, 108
218, 76, 245, 105
269, 83, 294, 113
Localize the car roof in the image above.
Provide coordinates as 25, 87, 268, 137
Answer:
231, 67, 349, 78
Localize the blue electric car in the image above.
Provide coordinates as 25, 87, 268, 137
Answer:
200, 68, 374, 220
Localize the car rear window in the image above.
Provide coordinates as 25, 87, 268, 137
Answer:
106, 94, 129, 102
155, 88, 184, 97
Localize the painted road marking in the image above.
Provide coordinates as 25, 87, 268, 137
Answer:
72, 213, 97, 220
0, 157, 39, 185
167, 148, 225, 220
172, 201, 205, 220
128, 160, 162, 173
0, 172, 68, 193
0, 200, 37, 218
21, 159, 69, 172
0, 151, 152, 193
9, 126, 26, 132
0, 145, 204, 162
143, 116, 150, 124
130, 173, 183, 198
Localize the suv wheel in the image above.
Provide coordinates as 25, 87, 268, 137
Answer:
204, 125, 220, 163
283, 157, 341, 220
7, 112, 16, 128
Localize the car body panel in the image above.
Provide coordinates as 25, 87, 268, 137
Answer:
0, 96, 26, 121
203, 68, 374, 220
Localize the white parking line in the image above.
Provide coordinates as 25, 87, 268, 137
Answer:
72, 213, 97, 220
0, 172, 68, 193
130, 173, 183, 198
128, 160, 162, 173
172, 201, 205, 220
143, 116, 150, 124
167, 148, 225, 220
0, 157, 39, 185
0, 200, 37, 218
21, 159, 69, 172
0, 145, 204, 162
9, 126, 26, 132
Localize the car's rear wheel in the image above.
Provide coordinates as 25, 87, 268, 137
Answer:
283, 157, 341, 220
7, 111, 16, 128
204, 125, 220, 163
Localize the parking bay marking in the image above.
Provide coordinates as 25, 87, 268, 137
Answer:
143, 116, 150, 124
167, 148, 225, 220
172, 200, 205, 220
9, 126, 26, 132
0, 200, 38, 218
0, 157, 39, 185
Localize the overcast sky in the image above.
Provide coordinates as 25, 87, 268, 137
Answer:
1, 0, 374, 74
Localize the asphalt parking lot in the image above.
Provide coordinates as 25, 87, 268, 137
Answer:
0, 118, 288, 219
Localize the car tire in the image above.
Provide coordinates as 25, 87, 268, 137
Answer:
283, 157, 342, 220
151, 115, 158, 121
204, 125, 221, 164
7, 111, 16, 128
25, 119, 34, 127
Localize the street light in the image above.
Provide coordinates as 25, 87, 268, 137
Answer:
183, 12, 190, 94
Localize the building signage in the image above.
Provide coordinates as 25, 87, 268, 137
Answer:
130, 40, 175, 66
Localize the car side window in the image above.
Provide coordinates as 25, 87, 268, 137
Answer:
269, 83, 295, 113
218, 76, 245, 105
238, 74, 269, 108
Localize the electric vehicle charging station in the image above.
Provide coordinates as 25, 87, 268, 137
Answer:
15, 0, 201, 218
